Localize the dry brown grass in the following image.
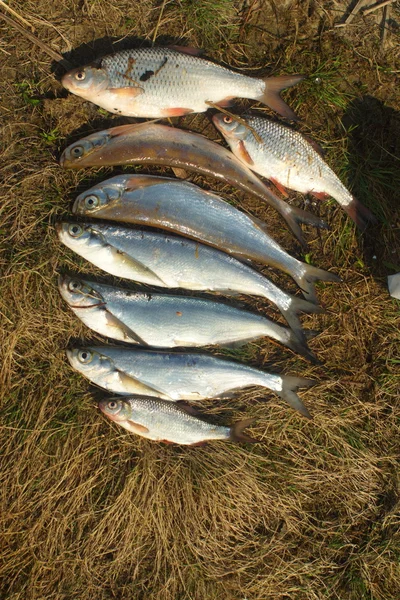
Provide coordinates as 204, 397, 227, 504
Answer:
1, 1, 400, 599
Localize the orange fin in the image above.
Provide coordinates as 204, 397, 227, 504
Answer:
160, 439, 175, 445
270, 177, 289, 198
188, 441, 208, 447
168, 45, 204, 56
108, 87, 144, 98
237, 140, 254, 165
230, 418, 259, 443
311, 191, 330, 201
260, 74, 305, 120
125, 420, 149, 435
161, 107, 194, 117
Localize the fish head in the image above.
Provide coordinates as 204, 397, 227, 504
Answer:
212, 113, 249, 141
60, 130, 111, 168
58, 274, 104, 309
66, 347, 115, 381
56, 222, 106, 255
62, 64, 109, 97
73, 178, 124, 215
98, 398, 132, 422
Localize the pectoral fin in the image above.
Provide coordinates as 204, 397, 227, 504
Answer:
105, 311, 149, 346
125, 420, 149, 435
237, 140, 254, 165
117, 370, 170, 398
108, 87, 144, 98
109, 245, 167, 287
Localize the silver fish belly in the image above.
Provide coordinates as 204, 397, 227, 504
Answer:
67, 346, 314, 417
56, 221, 324, 340
58, 275, 317, 361
98, 396, 257, 445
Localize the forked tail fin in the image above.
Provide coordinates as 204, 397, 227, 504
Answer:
278, 376, 316, 419
281, 295, 325, 344
285, 329, 321, 365
230, 418, 259, 443
259, 74, 305, 121
293, 263, 342, 305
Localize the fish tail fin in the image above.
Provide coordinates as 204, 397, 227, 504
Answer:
341, 196, 377, 230
281, 295, 325, 342
278, 376, 315, 418
285, 329, 321, 364
259, 74, 305, 120
280, 203, 329, 248
293, 263, 342, 304
230, 418, 259, 444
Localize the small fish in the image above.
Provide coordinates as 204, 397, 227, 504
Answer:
56, 221, 324, 341
58, 274, 318, 362
213, 113, 376, 229
67, 346, 315, 418
59, 121, 328, 247
61, 46, 304, 120
98, 396, 258, 445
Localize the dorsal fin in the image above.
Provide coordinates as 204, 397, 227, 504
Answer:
303, 134, 325, 157
168, 45, 204, 56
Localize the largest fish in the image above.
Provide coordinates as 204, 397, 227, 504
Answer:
67, 346, 315, 418
60, 122, 327, 247
61, 46, 304, 120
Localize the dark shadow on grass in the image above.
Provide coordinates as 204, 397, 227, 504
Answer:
342, 95, 400, 278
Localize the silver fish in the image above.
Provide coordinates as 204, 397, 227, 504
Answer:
56, 221, 324, 342
67, 346, 314, 418
61, 46, 304, 120
58, 274, 317, 361
98, 396, 257, 445
213, 113, 376, 229
59, 122, 328, 247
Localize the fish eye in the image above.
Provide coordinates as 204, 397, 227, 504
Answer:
77, 350, 93, 364
84, 194, 99, 210
68, 280, 82, 292
108, 401, 118, 410
223, 116, 233, 124
75, 71, 86, 81
71, 145, 84, 158
68, 224, 83, 238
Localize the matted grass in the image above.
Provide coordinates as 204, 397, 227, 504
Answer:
1, 1, 399, 599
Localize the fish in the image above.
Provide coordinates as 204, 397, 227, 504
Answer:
59, 121, 328, 247
67, 346, 315, 418
56, 221, 325, 341
212, 113, 376, 229
98, 396, 258, 445
72, 173, 340, 303
58, 274, 318, 362
61, 46, 304, 120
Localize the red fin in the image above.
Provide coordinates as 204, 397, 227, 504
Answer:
341, 197, 377, 230
160, 439, 175, 445
125, 420, 149, 435
215, 96, 235, 108
161, 107, 194, 117
303, 135, 325, 157
270, 177, 289, 198
260, 74, 305, 120
188, 441, 208, 447
108, 87, 144, 98
311, 191, 330, 201
230, 418, 259, 444
168, 45, 204, 56
237, 140, 254, 165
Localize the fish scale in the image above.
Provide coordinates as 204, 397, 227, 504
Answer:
213, 113, 375, 229
61, 46, 305, 119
